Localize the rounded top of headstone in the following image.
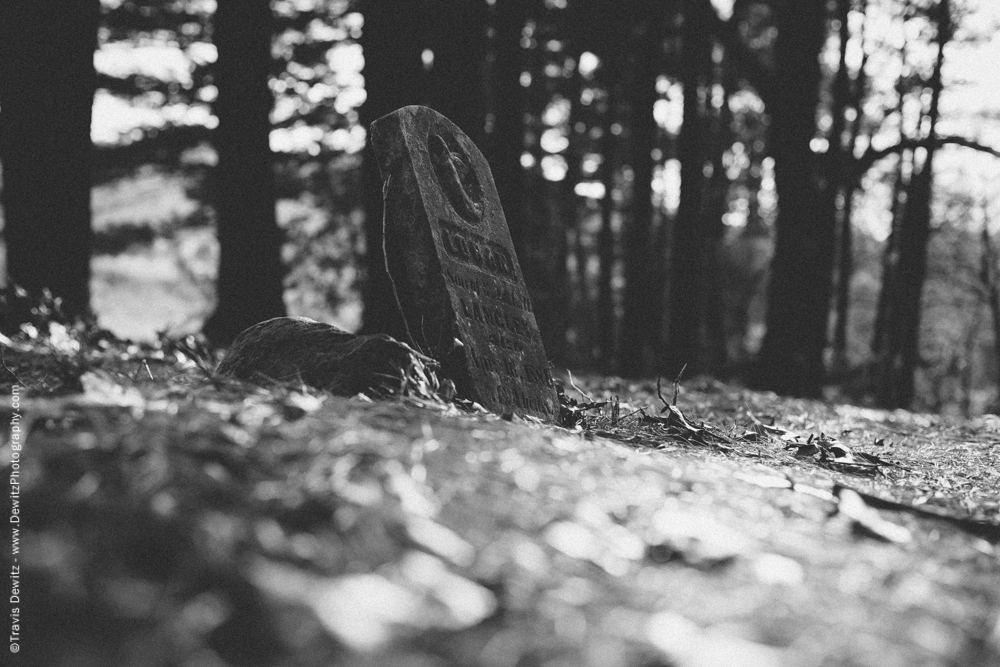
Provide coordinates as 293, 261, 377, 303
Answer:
428, 131, 484, 224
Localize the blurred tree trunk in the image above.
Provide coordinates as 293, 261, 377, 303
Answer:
701, 44, 738, 376
358, 0, 425, 336
593, 10, 627, 372
752, 0, 832, 397
871, 150, 910, 359
874, 0, 950, 408
831, 181, 858, 370
979, 222, 1000, 405
664, 0, 713, 376
0, 0, 99, 324
429, 0, 488, 146
561, 60, 588, 366
830, 0, 867, 371
488, 0, 529, 270
521, 0, 570, 364
204, 0, 286, 345
618, 4, 664, 377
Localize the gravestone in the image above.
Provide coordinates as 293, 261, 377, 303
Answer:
216, 316, 437, 396
370, 105, 558, 420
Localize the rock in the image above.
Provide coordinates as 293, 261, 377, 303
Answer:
370, 105, 558, 420
216, 317, 432, 396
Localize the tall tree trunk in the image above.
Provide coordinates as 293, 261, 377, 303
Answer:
574, 1, 628, 371
487, 0, 529, 271
870, 36, 911, 390
618, 4, 664, 377
595, 51, 624, 372
831, 0, 868, 372
752, 0, 832, 397
204, 0, 286, 345
665, 0, 713, 376
562, 60, 588, 366
832, 184, 858, 368
980, 222, 1000, 405
0, 0, 99, 325
358, 0, 425, 336
520, 1, 570, 364
429, 0, 488, 146
702, 44, 738, 375
828, 0, 854, 371
876, 0, 949, 407
871, 149, 911, 357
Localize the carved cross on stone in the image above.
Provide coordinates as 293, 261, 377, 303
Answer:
371, 105, 558, 420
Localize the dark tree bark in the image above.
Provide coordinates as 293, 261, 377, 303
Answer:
203, 0, 286, 345
830, 0, 868, 371
561, 60, 588, 366
701, 40, 739, 376
0, 0, 99, 324
487, 0, 529, 269
664, 0, 714, 376
595, 21, 627, 373
518, 0, 570, 364
358, 0, 425, 336
752, 0, 833, 397
871, 149, 910, 358
874, 0, 950, 407
429, 0, 488, 146
870, 37, 913, 368
561, 0, 627, 370
618, 4, 665, 377
979, 223, 1000, 405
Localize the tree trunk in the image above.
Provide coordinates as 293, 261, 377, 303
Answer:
752, 0, 832, 397
577, 3, 628, 371
429, 0, 488, 146
980, 223, 1000, 406
596, 56, 623, 373
875, 0, 949, 408
0, 0, 99, 324
487, 0, 529, 269
520, 0, 570, 364
871, 149, 910, 357
701, 43, 738, 376
618, 5, 664, 377
831, 0, 871, 373
561, 60, 588, 366
358, 0, 426, 336
204, 0, 286, 345
665, 0, 713, 376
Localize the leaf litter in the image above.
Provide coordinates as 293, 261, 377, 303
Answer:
1, 318, 999, 666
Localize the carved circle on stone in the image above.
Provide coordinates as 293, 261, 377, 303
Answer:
428, 131, 484, 224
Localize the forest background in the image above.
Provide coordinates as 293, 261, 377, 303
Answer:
1, 0, 999, 415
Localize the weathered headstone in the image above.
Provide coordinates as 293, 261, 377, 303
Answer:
370, 105, 558, 420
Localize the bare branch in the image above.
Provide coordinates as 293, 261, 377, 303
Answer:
854, 135, 1000, 176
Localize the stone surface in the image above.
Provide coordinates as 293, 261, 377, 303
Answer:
370, 105, 558, 420
216, 316, 431, 396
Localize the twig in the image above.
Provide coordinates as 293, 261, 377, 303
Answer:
673, 363, 687, 405
0, 348, 31, 389
566, 370, 593, 402
619, 407, 647, 423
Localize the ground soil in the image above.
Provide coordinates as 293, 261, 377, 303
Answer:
2, 336, 999, 667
